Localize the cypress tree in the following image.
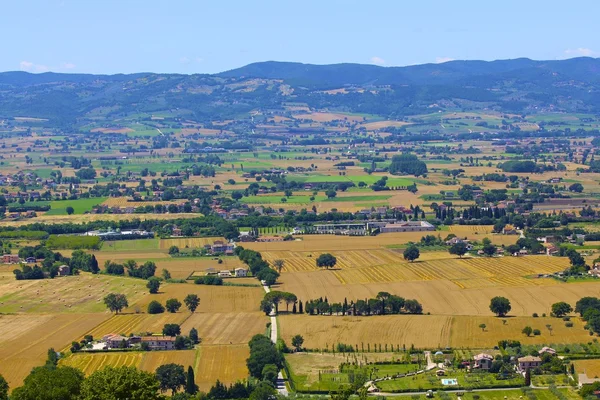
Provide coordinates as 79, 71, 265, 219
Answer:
292, 302, 297, 314
186, 366, 197, 394
299, 300, 303, 314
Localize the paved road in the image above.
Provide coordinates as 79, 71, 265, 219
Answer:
262, 285, 288, 395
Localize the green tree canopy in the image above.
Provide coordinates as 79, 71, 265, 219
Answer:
79, 366, 161, 400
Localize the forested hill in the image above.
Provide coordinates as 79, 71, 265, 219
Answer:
218, 57, 600, 87
0, 57, 599, 127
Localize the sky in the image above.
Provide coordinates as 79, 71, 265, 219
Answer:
2, 0, 599, 75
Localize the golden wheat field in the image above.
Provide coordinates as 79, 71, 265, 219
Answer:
130, 284, 265, 314
195, 345, 250, 391
61, 352, 143, 374
280, 314, 592, 350
0, 273, 148, 314
0, 313, 110, 388
180, 312, 267, 345
159, 237, 226, 249
574, 359, 600, 379
0, 212, 201, 227
85, 313, 189, 338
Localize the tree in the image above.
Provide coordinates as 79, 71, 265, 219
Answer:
479, 323, 486, 332
260, 299, 273, 315
103, 293, 128, 314
90, 255, 99, 274
184, 294, 200, 313
249, 381, 277, 400
316, 253, 337, 269
79, 366, 161, 400
482, 243, 497, 257
147, 300, 165, 314
325, 189, 337, 199
522, 326, 533, 337
66, 206, 75, 215
174, 336, 187, 350
208, 380, 228, 399
272, 259, 284, 273
261, 364, 278, 384
162, 269, 171, 280
168, 246, 180, 255
189, 328, 200, 344
403, 245, 420, 262
11, 366, 84, 400
155, 364, 186, 394
291, 334, 304, 351
0, 374, 8, 400
449, 242, 468, 258
489, 296, 511, 317
551, 302, 573, 318
524, 368, 531, 386
165, 298, 182, 313
163, 324, 181, 337
569, 183, 584, 193
185, 366, 197, 395
147, 277, 161, 294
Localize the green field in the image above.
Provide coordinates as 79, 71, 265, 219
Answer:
100, 238, 160, 252
45, 197, 107, 215
375, 370, 524, 392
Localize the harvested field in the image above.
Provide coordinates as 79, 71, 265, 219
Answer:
361, 121, 411, 130
61, 352, 143, 375
85, 313, 189, 338
0, 212, 201, 227
0, 313, 110, 388
279, 314, 452, 350
139, 349, 197, 374
101, 198, 185, 207
280, 314, 592, 351
448, 226, 519, 245
574, 359, 600, 378
293, 112, 363, 123
130, 283, 265, 314
0, 273, 148, 314
180, 312, 267, 344
195, 345, 250, 391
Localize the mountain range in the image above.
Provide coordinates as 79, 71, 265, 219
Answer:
1, 57, 599, 127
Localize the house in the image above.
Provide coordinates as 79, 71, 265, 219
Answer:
238, 232, 256, 242
172, 227, 182, 237
218, 270, 233, 278
518, 356, 542, 371
256, 236, 284, 243
234, 268, 248, 277
502, 225, 519, 235
2, 254, 20, 264
546, 245, 559, 256
473, 353, 494, 370
25, 257, 36, 263
539, 347, 556, 357
205, 268, 217, 276
57, 265, 70, 276
141, 336, 176, 350
380, 221, 435, 233
103, 334, 130, 349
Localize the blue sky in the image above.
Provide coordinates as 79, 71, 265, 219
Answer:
3, 0, 598, 74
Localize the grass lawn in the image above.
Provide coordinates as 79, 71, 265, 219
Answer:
375, 370, 524, 392
457, 388, 580, 400
45, 197, 107, 215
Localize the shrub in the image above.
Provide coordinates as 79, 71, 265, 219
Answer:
194, 275, 223, 285
532, 313, 539, 318
565, 322, 574, 328
147, 300, 165, 314
533, 329, 541, 336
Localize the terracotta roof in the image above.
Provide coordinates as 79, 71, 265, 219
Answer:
518, 356, 541, 362
141, 336, 176, 342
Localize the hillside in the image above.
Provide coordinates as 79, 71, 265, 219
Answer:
1, 57, 600, 127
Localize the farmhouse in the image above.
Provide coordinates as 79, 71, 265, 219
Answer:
234, 268, 248, 277
517, 356, 542, 371
473, 353, 494, 370
502, 225, 519, 235
538, 347, 556, 356
102, 334, 130, 349
380, 221, 435, 233
25, 257, 36, 263
256, 236, 284, 242
2, 254, 20, 264
57, 265, 70, 276
141, 336, 176, 350
218, 270, 233, 278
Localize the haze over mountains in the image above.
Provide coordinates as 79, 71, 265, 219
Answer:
1, 57, 599, 127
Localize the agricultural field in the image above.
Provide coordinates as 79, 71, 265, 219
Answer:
45, 197, 108, 215
0, 212, 201, 227
84, 313, 189, 338
0, 313, 110, 388
194, 345, 251, 391
159, 237, 227, 249
0, 273, 148, 314
180, 312, 267, 345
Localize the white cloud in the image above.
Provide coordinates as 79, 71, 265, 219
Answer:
194, 57, 203, 64
19, 61, 34, 70
370, 56, 386, 66
435, 57, 454, 64
61, 62, 76, 69
19, 61, 49, 72
179, 56, 191, 64
564, 48, 595, 57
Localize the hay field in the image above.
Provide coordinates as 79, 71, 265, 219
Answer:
574, 359, 600, 379
130, 284, 264, 314
293, 112, 363, 123
85, 313, 189, 338
0, 212, 200, 227
360, 121, 411, 130
101, 198, 185, 207
448, 226, 519, 245
180, 312, 267, 344
0, 313, 110, 388
279, 314, 452, 349
139, 349, 197, 374
0, 273, 148, 314
280, 314, 591, 350
61, 352, 143, 375
195, 345, 250, 391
